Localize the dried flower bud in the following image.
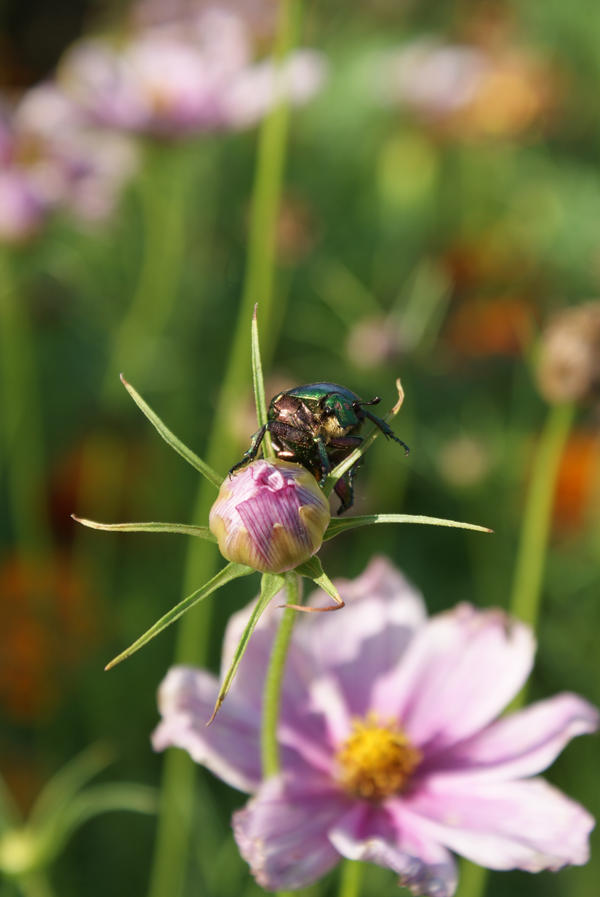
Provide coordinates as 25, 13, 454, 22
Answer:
536, 302, 600, 404
209, 459, 330, 573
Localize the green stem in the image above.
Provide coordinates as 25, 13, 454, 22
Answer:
510, 402, 575, 630
0, 250, 50, 555
261, 574, 300, 777
456, 402, 574, 897
337, 860, 364, 897
146, 5, 301, 896
102, 143, 193, 401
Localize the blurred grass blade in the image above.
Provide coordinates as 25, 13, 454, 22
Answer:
295, 557, 344, 610
105, 563, 253, 671
30, 744, 113, 827
37, 784, 157, 866
120, 375, 222, 487
251, 305, 273, 458
323, 379, 405, 494
208, 573, 285, 724
71, 516, 216, 542
0, 773, 20, 832
324, 513, 492, 541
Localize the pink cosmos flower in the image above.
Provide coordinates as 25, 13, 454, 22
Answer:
58, 8, 327, 139
152, 557, 597, 895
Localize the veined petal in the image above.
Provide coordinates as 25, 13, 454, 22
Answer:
400, 777, 595, 872
426, 693, 599, 780
298, 556, 426, 717
233, 775, 351, 890
151, 666, 261, 792
330, 802, 457, 897
372, 604, 535, 750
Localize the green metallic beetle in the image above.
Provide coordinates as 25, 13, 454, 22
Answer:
230, 382, 409, 513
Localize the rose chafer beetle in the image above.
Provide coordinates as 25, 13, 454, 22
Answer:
230, 382, 409, 513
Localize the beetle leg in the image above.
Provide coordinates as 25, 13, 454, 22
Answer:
228, 424, 268, 475
313, 436, 331, 482
334, 460, 360, 514
327, 435, 362, 450
362, 410, 410, 454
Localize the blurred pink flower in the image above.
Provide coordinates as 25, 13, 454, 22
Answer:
59, 9, 327, 139
0, 84, 137, 242
153, 557, 597, 895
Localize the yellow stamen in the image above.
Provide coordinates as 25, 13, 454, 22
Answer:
336, 713, 421, 801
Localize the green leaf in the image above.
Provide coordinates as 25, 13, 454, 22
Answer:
71, 516, 216, 542
295, 557, 344, 611
120, 374, 222, 488
323, 379, 405, 495
251, 306, 273, 458
324, 513, 493, 541
29, 744, 113, 828
105, 562, 253, 670
208, 572, 284, 724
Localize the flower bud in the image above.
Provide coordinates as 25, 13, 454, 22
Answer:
536, 302, 600, 404
209, 459, 330, 574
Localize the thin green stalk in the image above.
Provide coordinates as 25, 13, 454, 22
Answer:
261, 574, 300, 777
147, 5, 301, 896
510, 401, 575, 630
455, 401, 574, 897
102, 143, 193, 401
0, 250, 50, 555
337, 860, 364, 897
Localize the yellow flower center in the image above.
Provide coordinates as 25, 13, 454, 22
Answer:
336, 713, 422, 801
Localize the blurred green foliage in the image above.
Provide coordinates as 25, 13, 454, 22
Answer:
1, 1, 599, 897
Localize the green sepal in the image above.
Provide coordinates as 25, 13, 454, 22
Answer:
71, 515, 216, 542
208, 572, 284, 724
251, 305, 274, 458
120, 374, 222, 488
324, 513, 493, 541
105, 562, 253, 671
323, 379, 405, 495
295, 557, 344, 609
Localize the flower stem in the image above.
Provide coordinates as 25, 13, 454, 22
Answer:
337, 860, 364, 897
146, 5, 301, 897
261, 574, 300, 777
509, 401, 575, 632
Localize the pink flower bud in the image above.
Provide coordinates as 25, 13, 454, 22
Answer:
209, 459, 330, 574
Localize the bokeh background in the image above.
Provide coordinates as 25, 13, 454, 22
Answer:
1, 1, 599, 896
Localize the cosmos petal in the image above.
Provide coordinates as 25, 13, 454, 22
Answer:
298, 556, 426, 717
400, 777, 595, 871
372, 604, 535, 751
233, 775, 351, 890
330, 802, 458, 897
151, 666, 262, 792
426, 693, 599, 780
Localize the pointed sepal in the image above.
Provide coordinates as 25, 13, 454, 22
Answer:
294, 557, 345, 611
71, 515, 217, 541
105, 562, 253, 671
208, 572, 285, 724
120, 374, 222, 487
324, 513, 493, 541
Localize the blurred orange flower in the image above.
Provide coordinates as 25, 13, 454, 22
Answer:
553, 432, 600, 531
445, 295, 535, 358
0, 554, 99, 723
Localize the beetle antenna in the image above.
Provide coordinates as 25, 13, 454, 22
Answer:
355, 396, 381, 408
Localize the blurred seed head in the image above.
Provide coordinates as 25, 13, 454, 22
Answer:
436, 435, 493, 488
209, 459, 330, 573
346, 315, 405, 371
536, 302, 600, 404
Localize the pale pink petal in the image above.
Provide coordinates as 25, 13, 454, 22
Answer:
373, 604, 535, 750
233, 775, 351, 890
297, 556, 426, 717
400, 776, 594, 871
427, 693, 599, 780
151, 665, 261, 792
330, 802, 457, 897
